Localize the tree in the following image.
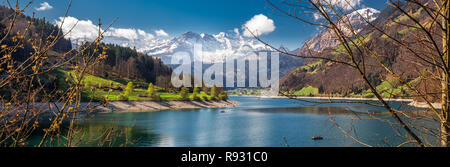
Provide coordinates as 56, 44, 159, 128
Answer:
0, 3, 121, 147
193, 87, 200, 94
156, 76, 172, 91
438, 0, 450, 147
148, 83, 155, 97
84, 81, 91, 90
179, 87, 190, 101
147, 82, 161, 101
192, 87, 201, 101
210, 85, 218, 97
151, 93, 161, 101
261, 0, 450, 147
218, 92, 228, 100
202, 85, 209, 95
192, 92, 200, 101
125, 81, 133, 97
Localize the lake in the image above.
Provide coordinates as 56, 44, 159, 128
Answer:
49, 96, 432, 147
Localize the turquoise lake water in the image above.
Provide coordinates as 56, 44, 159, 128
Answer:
52, 96, 434, 147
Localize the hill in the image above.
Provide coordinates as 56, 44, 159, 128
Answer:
0, 5, 174, 101
80, 43, 172, 85
0, 5, 72, 61
280, 1, 439, 101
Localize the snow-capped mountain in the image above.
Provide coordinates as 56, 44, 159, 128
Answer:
98, 30, 304, 78
111, 31, 272, 64
292, 8, 380, 55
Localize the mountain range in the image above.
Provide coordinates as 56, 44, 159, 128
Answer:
105, 30, 304, 77
95, 7, 383, 87
107, 30, 268, 63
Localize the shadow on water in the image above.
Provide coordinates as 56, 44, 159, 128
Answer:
26, 117, 162, 147
24, 96, 440, 147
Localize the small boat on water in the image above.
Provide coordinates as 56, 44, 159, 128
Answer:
312, 136, 324, 140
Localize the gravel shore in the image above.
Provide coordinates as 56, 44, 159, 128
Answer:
94, 100, 241, 113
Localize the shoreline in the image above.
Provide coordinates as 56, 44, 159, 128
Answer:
231, 95, 440, 108
0, 100, 241, 115
94, 100, 241, 113
231, 95, 413, 101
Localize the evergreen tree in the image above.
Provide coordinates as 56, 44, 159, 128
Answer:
147, 82, 161, 101
210, 85, 217, 97
192, 91, 200, 101
148, 83, 155, 97
84, 81, 91, 90
207, 85, 218, 100
193, 87, 200, 94
124, 81, 133, 97
192, 87, 201, 101
218, 92, 228, 100
179, 87, 190, 100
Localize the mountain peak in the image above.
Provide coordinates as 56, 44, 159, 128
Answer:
295, 8, 380, 54
347, 7, 380, 22
180, 31, 201, 38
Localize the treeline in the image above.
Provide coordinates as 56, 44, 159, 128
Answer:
1, 5, 174, 101
28, 17, 72, 53
280, 1, 438, 100
81, 43, 173, 85
0, 5, 72, 63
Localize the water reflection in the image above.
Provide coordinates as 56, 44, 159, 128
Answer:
27, 96, 439, 147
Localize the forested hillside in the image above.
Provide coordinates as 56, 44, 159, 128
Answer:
1, 5, 173, 101
0, 5, 72, 62
280, 0, 440, 101
81, 43, 172, 84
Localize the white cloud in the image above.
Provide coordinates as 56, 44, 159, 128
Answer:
106, 28, 139, 40
36, 2, 53, 11
313, 12, 323, 20
154, 29, 169, 37
55, 16, 99, 41
312, 0, 363, 20
234, 28, 240, 36
138, 29, 155, 40
320, 0, 362, 11
242, 14, 276, 37
55, 16, 157, 42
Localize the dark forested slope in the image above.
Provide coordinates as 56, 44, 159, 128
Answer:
281, 1, 440, 100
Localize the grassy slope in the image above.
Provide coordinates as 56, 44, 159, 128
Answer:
292, 79, 414, 98
56, 69, 215, 101
293, 86, 319, 96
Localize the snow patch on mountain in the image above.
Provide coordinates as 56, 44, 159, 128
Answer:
293, 8, 380, 54
109, 31, 271, 64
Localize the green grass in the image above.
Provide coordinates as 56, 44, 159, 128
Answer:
398, 26, 419, 35
56, 69, 124, 88
377, 81, 408, 97
331, 33, 373, 55
56, 69, 219, 102
72, 72, 123, 87
227, 89, 262, 96
353, 80, 409, 98
293, 86, 319, 96
386, 8, 423, 27
301, 60, 323, 71
87, 88, 216, 102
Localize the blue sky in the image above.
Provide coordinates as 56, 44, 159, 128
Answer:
5, 0, 388, 49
